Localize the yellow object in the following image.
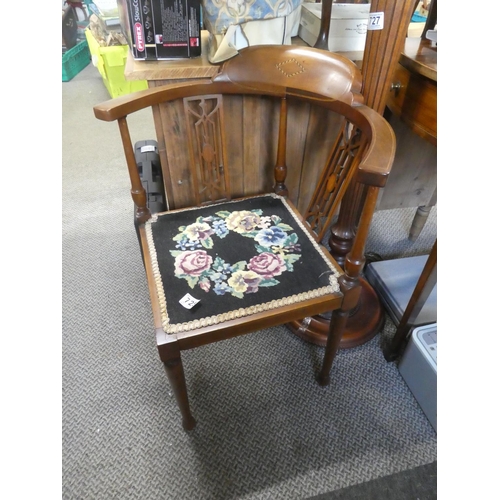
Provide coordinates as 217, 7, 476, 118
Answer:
85, 28, 148, 98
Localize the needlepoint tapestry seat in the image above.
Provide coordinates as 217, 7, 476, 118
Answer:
147, 194, 340, 334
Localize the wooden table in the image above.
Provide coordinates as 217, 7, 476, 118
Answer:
125, 31, 220, 85
377, 37, 437, 240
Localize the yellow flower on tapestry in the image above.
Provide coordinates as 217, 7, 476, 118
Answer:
225, 210, 261, 233
228, 270, 261, 293
184, 222, 214, 241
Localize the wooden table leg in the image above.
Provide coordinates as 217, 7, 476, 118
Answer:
409, 188, 437, 241
313, 0, 333, 51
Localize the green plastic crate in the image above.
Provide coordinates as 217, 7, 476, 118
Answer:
62, 39, 91, 82
85, 28, 148, 98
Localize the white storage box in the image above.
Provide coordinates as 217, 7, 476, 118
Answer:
398, 323, 437, 431
298, 2, 370, 52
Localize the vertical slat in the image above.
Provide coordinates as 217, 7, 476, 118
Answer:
223, 95, 244, 197
157, 99, 195, 208
243, 96, 276, 195
258, 96, 277, 194
151, 103, 174, 211
285, 100, 311, 206
304, 122, 368, 243
273, 97, 288, 196
149, 79, 186, 210
242, 95, 261, 195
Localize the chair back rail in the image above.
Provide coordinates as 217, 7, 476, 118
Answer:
93, 46, 395, 244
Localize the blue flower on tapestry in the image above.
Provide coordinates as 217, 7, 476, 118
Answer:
212, 219, 229, 237
255, 226, 287, 247
213, 281, 232, 295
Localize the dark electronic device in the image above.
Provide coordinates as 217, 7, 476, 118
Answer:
134, 140, 166, 214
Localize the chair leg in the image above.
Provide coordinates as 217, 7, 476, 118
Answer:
317, 309, 349, 386
162, 347, 197, 431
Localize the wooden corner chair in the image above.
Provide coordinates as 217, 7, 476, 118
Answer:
93, 45, 396, 430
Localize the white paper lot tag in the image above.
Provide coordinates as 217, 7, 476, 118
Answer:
368, 12, 384, 30
179, 293, 200, 309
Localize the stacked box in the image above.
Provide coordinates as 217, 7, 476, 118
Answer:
85, 28, 149, 98
117, 0, 202, 59
63, 39, 91, 82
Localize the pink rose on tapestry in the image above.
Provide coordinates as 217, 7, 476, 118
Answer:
175, 250, 213, 277
248, 252, 287, 278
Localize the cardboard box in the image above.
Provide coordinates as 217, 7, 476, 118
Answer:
117, 0, 202, 59
298, 2, 370, 52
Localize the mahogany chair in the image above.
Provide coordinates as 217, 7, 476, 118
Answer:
94, 45, 396, 430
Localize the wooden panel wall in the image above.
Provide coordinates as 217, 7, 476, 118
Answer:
152, 94, 344, 214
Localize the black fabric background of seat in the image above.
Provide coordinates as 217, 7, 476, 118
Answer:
148, 195, 336, 327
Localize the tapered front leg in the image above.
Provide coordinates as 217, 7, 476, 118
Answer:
317, 309, 349, 386
161, 343, 196, 431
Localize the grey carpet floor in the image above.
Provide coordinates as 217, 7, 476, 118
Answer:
306, 461, 437, 500
62, 64, 437, 499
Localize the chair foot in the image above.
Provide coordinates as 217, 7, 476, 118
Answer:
182, 416, 197, 431
382, 345, 399, 362
316, 373, 330, 386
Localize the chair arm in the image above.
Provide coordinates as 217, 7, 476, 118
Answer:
355, 105, 397, 188
93, 80, 214, 122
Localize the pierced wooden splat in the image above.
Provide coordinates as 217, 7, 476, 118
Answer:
184, 95, 230, 205
304, 120, 366, 242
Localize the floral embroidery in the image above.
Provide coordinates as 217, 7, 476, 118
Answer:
170, 209, 302, 298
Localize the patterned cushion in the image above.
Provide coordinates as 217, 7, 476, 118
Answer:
202, 0, 302, 35
145, 194, 340, 334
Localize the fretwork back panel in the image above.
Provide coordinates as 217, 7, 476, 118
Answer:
154, 94, 349, 219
